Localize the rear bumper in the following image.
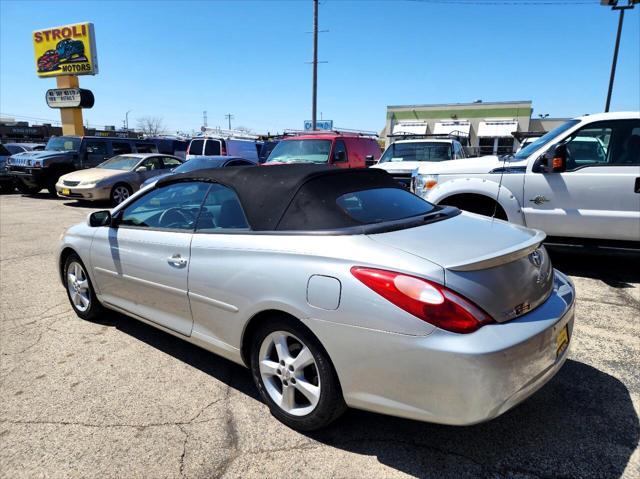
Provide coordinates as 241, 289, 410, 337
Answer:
55, 181, 111, 201
304, 270, 575, 425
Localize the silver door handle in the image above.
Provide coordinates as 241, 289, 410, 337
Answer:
167, 254, 188, 267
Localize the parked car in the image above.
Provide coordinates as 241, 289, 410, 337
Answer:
411, 112, 640, 248
38, 49, 59, 72
56, 153, 183, 205
56, 38, 84, 61
59, 164, 575, 431
374, 138, 467, 189
186, 137, 260, 163
0, 144, 14, 193
264, 131, 381, 168
3, 143, 46, 154
6, 136, 158, 195
140, 155, 256, 189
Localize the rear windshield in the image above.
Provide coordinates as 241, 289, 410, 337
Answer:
337, 187, 436, 224
380, 142, 452, 163
189, 139, 204, 155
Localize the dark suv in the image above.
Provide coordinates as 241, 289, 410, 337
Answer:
6, 136, 158, 195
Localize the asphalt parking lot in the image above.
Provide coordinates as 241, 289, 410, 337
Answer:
1, 192, 638, 479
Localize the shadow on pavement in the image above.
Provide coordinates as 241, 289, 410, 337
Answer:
96, 312, 638, 479
547, 247, 640, 288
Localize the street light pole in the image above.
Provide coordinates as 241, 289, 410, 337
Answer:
602, 0, 637, 112
312, 0, 318, 131
125, 110, 131, 131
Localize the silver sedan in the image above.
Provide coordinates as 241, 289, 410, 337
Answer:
58, 165, 575, 431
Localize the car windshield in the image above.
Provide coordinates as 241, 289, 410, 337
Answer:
379, 142, 452, 163
174, 157, 223, 173
513, 120, 581, 159
266, 139, 331, 164
337, 187, 436, 224
5, 145, 24, 155
0, 145, 11, 156
98, 155, 142, 170
45, 137, 81, 152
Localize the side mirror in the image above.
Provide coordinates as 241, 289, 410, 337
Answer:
334, 151, 346, 162
549, 144, 567, 173
534, 143, 567, 173
136, 166, 147, 172
88, 210, 112, 227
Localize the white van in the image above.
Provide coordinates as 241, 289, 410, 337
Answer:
186, 137, 260, 162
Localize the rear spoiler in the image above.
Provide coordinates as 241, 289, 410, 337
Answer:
446, 230, 546, 272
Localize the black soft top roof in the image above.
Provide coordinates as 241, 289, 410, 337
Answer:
157, 164, 403, 231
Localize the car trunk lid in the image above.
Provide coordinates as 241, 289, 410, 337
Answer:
367, 213, 553, 323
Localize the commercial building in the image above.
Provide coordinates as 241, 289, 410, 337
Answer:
0, 118, 141, 143
384, 100, 568, 155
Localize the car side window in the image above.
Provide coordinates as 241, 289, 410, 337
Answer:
196, 184, 249, 231
161, 157, 182, 169
85, 140, 108, 155
120, 182, 210, 230
112, 142, 132, 155
141, 157, 162, 170
333, 140, 347, 163
616, 124, 640, 165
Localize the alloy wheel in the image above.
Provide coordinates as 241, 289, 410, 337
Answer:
112, 185, 130, 204
258, 331, 321, 416
66, 261, 91, 312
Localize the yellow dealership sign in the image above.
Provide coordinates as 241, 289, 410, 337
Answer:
33, 22, 98, 77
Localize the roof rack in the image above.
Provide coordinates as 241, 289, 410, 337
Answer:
282, 128, 378, 138
388, 132, 467, 140
199, 127, 259, 140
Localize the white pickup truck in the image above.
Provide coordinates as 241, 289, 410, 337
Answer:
395, 112, 640, 248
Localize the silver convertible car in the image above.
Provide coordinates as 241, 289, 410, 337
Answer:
58, 165, 575, 431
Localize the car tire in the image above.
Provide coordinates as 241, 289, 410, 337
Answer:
16, 181, 41, 195
250, 317, 346, 431
63, 253, 103, 321
47, 178, 58, 196
0, 183, 15, 194
110, 183, 132, 206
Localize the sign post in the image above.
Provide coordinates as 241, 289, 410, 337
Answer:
33, 22, 98, 136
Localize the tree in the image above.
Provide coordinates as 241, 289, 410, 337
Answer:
136, 116, 166, 136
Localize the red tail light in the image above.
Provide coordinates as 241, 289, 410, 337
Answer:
351, 267, 494, 334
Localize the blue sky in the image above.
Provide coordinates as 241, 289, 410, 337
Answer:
1, 0, 638, 134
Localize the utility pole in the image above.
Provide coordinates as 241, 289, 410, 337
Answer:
601, 0, 637, 112
312, 0, 318, 131
224, 113, 234, 130
203, 110, 208, 128
125, 110, 131, 131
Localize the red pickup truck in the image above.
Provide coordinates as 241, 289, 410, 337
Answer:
264, 131, 381, 168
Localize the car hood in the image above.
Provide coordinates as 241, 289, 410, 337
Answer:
373, 161, 439, 173
414, 156, 528, 175
367, 212, 553, 323
60, 168, 127, 183
11, 150, 73, 160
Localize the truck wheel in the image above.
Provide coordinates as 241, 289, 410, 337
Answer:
110, 184, 132, 205
16, 182, 41, 195
47, 178, 58, 196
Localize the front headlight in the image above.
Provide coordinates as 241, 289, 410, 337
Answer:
79, 180, 97, 187
414, 174, 438, 195
33, 160, 43, 168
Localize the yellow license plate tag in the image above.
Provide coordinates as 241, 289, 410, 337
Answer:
62, 188, 70, 195
556, 325, 569, 358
